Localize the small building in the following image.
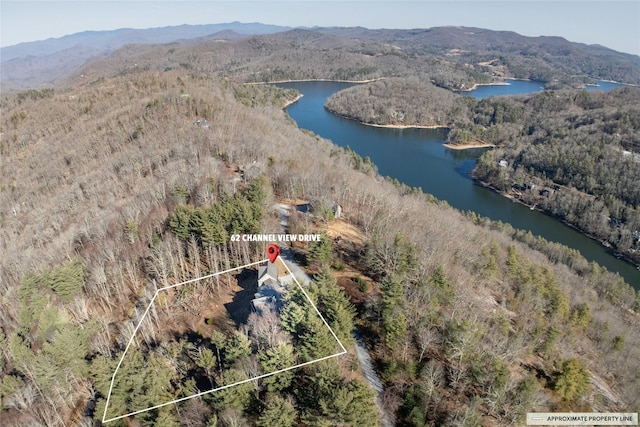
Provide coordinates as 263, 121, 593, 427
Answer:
258, 263, 279, 287
541, 189, 555, 198
251, 296, 277, 314
252, 263, 283, 314
498, 159, 508, 168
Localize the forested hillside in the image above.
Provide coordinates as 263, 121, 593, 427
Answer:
317, 26, 640, 87
324, 77, 469, 127
469, 88, 640, 264
323, 77, 640, 265
5, 25, 639, 93
67, 28, 490, 92
1, 69, 639, 427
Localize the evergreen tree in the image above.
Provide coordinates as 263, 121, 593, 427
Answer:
188, 208, 207, 242
212, 369, 254, 412
202, 208, 228, 246
313, 266, 356, 346
245, 177, 268, 221
154, 407, 180, 427
197, 347, 217, 386
45, 259, 87, 302
281, 282, 337, 361
298, 313, 337, 362
210, 331, 226, 371
313, 265, 337, 288
380, 274, 407, 348
552, 358, 590, 402
230, 198, 260, 235
96, 349, 177, 422
307, 233, 333, 266
224, 331, 252, 368
430, 265, 455, 305
393, 233, 418, 275
380, 274, 403, 305
280, 285, 310, 336
169, 204, 194, 239
381, 305, 407, 350
570, 303, 591, 330
257, 395, 297, 427
0, 375, 24, 409
206, 413, 219, 427
259, 343, 295, 392
42, 323, 91, 377
327, 379, 378, 426
299, 362, 378, 427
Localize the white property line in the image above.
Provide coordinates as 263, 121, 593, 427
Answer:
102, 257, 347, 424
279, 256, 348, 355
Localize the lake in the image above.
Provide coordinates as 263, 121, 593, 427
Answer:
465, 78, 622, 99
277, 80, 640, 289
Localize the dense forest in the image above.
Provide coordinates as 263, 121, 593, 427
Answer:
1, 65, 639, 427
470, 88, 640, 263
324, 77, 470, 127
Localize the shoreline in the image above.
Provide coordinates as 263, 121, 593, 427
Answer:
324, 108, 449, 130
455, 81, 511, 92
593, 78, 639, 88
246, 77, 386, 85
443, 142, 495, 150
281, 94, 303, 109
475, 178, 640, 274
356, 122, 449, 130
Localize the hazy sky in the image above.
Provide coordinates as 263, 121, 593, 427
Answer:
1, 1, 639, 56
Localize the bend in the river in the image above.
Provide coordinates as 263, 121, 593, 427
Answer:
276, 80, 639, 288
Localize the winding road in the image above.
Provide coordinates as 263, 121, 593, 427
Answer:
275, 204, 393, 427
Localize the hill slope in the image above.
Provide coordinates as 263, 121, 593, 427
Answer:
317, 26, 640, 85
1, 67, 639, 425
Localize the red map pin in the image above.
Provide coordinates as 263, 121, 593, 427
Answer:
267, 244, 279, 264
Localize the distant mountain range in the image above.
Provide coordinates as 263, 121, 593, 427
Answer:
2, 23, 639, 91
1, 22, 289, 61
0, 22, 290, 90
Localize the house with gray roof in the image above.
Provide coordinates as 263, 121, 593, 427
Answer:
252, 263, 284, 314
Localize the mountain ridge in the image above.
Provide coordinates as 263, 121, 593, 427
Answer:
1, 67, 638, 426
0, 22, 291, 60
2, 24, 639, 92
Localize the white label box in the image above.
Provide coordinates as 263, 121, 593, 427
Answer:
527, 413, 638, 426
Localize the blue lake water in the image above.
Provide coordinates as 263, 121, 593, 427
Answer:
466, 79, 624, 99
464, 80, 545, 99
277, 80, 639, 288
